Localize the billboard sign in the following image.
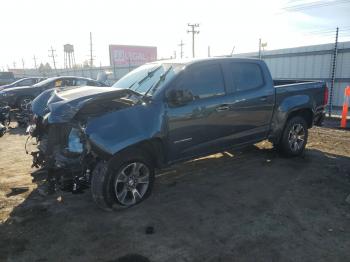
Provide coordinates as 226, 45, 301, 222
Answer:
109, 45, 157, 67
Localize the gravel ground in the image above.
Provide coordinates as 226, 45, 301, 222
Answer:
0, 121, 350, 262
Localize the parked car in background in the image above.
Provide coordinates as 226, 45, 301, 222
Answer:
0, 77, 46, 90
29, 58, 328, 209
0, 76, 106, 110
0, 72, 15, 86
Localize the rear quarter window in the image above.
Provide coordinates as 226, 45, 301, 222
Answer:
230, 62, 264, 91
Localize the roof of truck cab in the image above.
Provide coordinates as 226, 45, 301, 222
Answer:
149, 57, 261, 66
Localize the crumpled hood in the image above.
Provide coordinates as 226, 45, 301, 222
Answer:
31, 86, 139, 124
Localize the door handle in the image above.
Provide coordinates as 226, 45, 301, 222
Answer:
216, 104, 230, 112
259, 96, 268, 102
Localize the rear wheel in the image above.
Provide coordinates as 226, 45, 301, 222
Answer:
278, 116, 308, 157
91, 148, 155, 211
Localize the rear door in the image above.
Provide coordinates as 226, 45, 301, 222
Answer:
165, 61, 230, 161
220, 61, 275, 144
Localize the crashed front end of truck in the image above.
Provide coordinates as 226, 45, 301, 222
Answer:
28, 86, 141, 194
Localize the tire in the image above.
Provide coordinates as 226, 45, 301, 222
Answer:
0, 123, 5, 137
17, 96, 34, 111
278, 116, 308, 157
91, 148, 155, 211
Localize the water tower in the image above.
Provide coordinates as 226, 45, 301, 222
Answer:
64, 44, 76, 68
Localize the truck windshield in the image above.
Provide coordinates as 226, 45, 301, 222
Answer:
112, 63, 184, 95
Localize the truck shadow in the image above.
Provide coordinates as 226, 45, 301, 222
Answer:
1, 145, 350, 261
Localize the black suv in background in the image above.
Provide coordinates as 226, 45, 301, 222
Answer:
0, 76, 106, 110
0, 77, 46, 90
0, 72, 15, 86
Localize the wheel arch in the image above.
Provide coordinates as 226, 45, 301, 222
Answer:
269, 106, 314, 145
286, 108, 314, 128
111, 137, 166, 169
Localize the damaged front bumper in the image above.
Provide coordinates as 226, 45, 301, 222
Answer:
27, 115, 96, 193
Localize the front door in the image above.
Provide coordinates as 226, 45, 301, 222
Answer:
165, 62, 229, 162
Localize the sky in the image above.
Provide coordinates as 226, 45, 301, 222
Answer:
0, 0, 350, 70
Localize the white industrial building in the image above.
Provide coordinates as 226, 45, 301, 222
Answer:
234, 41, 350, 109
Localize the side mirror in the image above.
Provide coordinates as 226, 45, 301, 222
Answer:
166, 89, 194, 106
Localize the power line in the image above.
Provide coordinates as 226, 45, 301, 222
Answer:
283, 0, 350, 12
294, 26, 350, 38
187, 23, 200, 58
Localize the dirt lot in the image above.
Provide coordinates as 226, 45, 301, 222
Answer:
1, 121, 350, 262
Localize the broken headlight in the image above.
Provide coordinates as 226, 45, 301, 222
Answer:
68, 128, 83, 153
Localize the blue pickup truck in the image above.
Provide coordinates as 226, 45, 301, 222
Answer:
29, 58, 328, 209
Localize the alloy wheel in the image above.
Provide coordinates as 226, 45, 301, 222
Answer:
114, 162, 150, 206
288, 123, 305, 152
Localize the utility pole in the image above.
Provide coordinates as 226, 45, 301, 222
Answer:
90, 32, 94, 67
13, 62, 16, 69
178, 40, 185, 58
258, 38, 262, 59
22, 58, 25, 76
33, 55, 38, 70
187, 23, 200, 58
329, 27, 339, 117
48, 46, 58, 74
208, 46, 211, 57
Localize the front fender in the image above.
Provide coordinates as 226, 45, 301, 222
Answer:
85, 102, 164, 156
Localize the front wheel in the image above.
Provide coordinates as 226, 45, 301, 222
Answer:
91, 148, 155, 210
0, 123, 5, 137
278, 116, 308, 157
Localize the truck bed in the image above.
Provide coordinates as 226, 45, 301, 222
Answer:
273, 79, 321, 87
271, 79, 327, 131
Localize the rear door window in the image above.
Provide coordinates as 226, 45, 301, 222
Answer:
63, 79, 75, 86
185, 63, 225, 99
88, 80, 103, 86
230, 62, 264, 91
74, 79, 88, 86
